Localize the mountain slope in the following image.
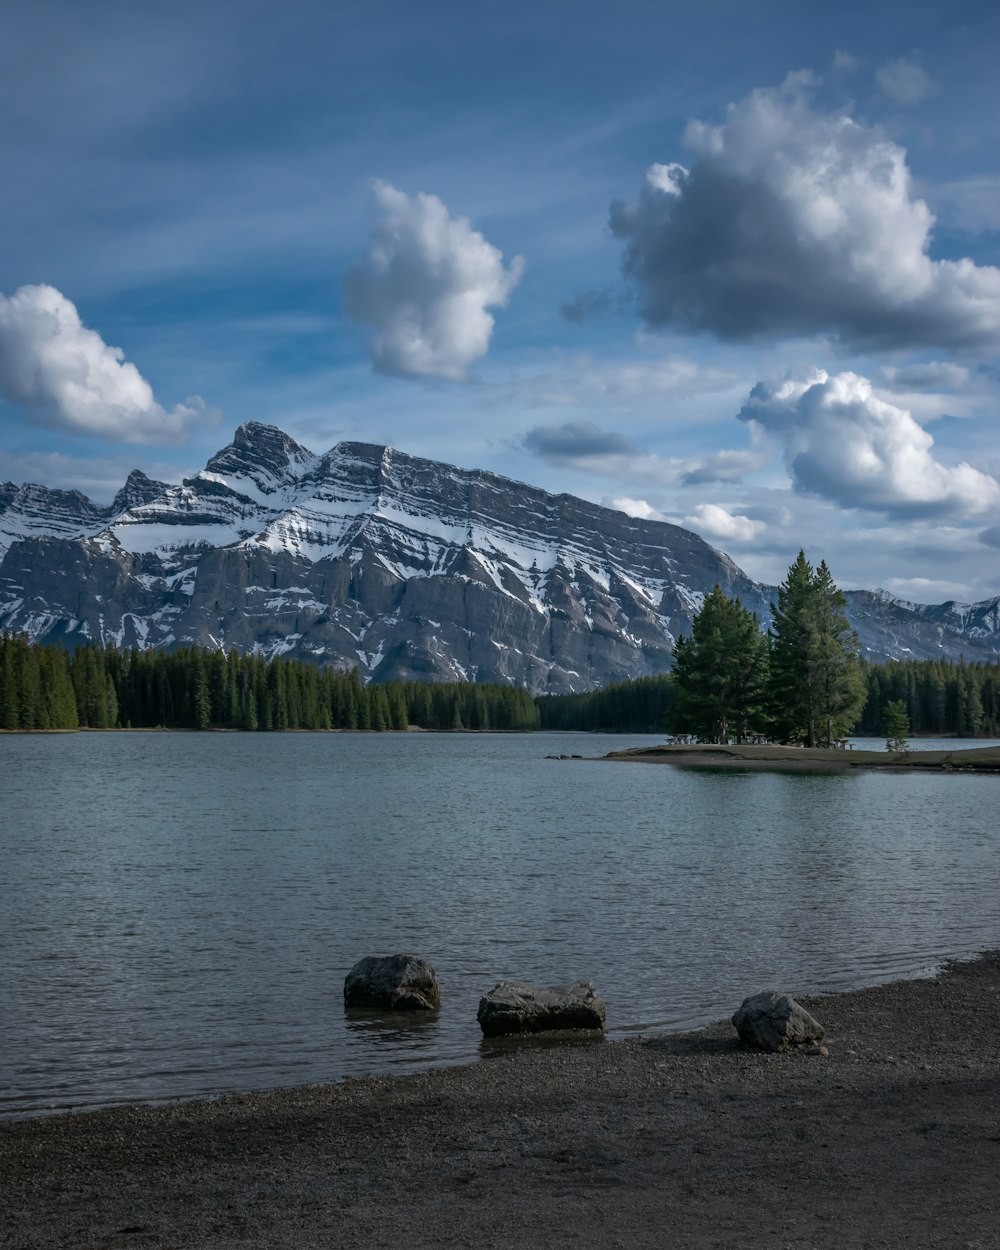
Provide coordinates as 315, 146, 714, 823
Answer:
1, 423, 998, 691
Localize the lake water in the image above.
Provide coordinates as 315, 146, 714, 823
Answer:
3, 731, 1000, 1118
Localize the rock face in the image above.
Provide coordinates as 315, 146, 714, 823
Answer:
731, 991, 825, 1052
343, 954, 441, 1011
477, 980, 606, 1036
2, 421, 999, 688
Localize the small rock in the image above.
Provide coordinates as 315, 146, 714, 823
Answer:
477, 980, 606, 1037
731, 990, 825, 1053
344, 953, 441, 1011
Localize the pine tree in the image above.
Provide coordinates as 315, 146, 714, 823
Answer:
768, 552, 864, 747
812, 560, 866, 747
883, 699, 910, 752
959, 664, 984, 736
670, 585, 769, 742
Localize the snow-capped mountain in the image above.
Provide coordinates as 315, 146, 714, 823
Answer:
1, 422, 998, 691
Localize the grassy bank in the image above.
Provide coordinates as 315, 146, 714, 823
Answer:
604, 742, 1000, 772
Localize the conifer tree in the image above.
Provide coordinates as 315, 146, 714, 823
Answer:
883, 699, 910, 752
768, 552, 864, 746
670, 585, 769, 742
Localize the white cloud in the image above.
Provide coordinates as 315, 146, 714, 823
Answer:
608, 73, 1000, 350
876, 56, 936, 106
883, 576, 970, 601
0, 284, 210, 444
738, 368, 1000, 519
607, 496, 665, 520
683, 502, 765, 544
343, 180, 524, 380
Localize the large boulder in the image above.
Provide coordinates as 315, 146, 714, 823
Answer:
343, 954, 441, 1011
731, 991, 825, 1052
477, 980, 605, 1037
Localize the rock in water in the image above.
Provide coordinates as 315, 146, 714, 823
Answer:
344, 954, 441, 1011
477, 980, 606, 1037
731, 991, 825, 1052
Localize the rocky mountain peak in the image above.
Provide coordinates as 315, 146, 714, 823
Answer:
111, 470, 169, 515
1, 480, 111, 558
202, 422, 316, 495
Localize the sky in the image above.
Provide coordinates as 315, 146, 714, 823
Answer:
1, 0, 999, 603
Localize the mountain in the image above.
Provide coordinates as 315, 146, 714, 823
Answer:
1, 422, 998, 691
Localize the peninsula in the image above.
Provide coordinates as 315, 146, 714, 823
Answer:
603, 742, 1000, 772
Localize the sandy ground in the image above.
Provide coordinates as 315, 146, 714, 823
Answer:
3, 951, 999, 1250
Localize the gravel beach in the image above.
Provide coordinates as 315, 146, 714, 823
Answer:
3, 951, 999, 1249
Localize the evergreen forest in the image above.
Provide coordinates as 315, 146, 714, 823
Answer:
0, 635, 539, 733
536, 658, 1000, 738
3, 631, 999, 739
3, 546, 1000, 742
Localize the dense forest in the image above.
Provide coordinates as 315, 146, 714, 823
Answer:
535, 675, 677, 733
537, 658, 1000, 738
2, 632, 999, 739
0, 636, 539, 732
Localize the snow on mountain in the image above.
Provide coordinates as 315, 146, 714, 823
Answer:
1, 422, 999, 690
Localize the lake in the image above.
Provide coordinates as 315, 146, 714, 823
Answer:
3, 730, 999, 1117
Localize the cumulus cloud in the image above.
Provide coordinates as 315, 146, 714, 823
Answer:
876, 55, 936, 106
608, 73, 1000, 351
0, 285, 209, 444
683, 502, 765, 544
523, 420, 637, 462
343, 180, 524, 380
738, 368, 1000, 519
607, 496, 666, 521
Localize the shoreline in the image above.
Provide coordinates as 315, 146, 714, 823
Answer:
601, 742, 1000, 773
4, 951, 999, 1248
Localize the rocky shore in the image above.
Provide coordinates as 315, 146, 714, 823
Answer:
3, 951, 999, 1249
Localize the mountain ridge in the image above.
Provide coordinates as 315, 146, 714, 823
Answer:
1, 422, 998, 691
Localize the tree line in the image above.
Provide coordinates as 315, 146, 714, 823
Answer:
854, 656, 1000, 738
5, 548, 1000, 741
538, 655, 1000, 740
536, 675, 677, 733
541, 553, 1000, 741
0, 636, 539, 733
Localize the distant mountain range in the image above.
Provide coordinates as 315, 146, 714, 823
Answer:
2, 422, 998, 692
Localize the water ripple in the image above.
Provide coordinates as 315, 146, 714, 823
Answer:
2, 732, 999, 1116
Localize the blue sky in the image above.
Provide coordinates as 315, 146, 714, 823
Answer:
1, 0, 999, 601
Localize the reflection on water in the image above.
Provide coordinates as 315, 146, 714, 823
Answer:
343, 1009, 442, 1058
2, 731, 999, 1116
